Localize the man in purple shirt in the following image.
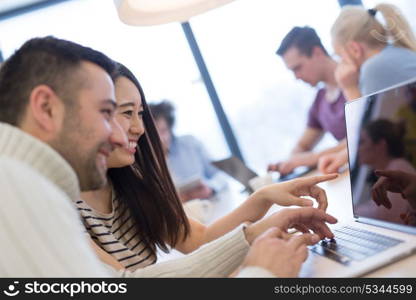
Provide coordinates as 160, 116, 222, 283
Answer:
268, 26, 348, 175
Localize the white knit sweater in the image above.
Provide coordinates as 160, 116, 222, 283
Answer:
0, 123, 273, 277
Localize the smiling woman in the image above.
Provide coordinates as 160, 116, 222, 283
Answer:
79, 62, 191, 271
108, 76, 145, 167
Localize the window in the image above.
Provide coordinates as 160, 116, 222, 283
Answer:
1, 0, 414, 174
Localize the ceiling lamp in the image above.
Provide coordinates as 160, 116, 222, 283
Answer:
114, 0, 235, 26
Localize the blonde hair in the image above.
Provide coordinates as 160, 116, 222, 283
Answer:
331, 3, 416, 52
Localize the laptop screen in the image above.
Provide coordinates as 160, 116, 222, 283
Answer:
345, 79, 416, 227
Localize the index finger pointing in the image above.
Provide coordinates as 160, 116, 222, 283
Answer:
300, 174, 338, 186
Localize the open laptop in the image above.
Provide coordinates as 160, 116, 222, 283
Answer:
212, 156, 313, 193
300, 78, 416, 277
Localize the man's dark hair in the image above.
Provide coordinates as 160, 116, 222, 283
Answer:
276, 26, 328, 57
0, 36, 116, 125
148, 100, 176, 130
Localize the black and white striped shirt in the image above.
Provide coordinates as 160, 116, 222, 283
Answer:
75, 198, 156, 271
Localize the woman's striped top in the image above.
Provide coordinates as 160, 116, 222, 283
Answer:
74, 197, 157, 271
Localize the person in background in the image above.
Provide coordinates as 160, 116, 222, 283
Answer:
267, 26, 348, 176
319, 3, 416, 174
149, 100, 226, 201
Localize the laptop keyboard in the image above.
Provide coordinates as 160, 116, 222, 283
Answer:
309, 225, 403, 265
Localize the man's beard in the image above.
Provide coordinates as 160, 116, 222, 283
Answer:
78, 146, 108, 191
52, 133, 108, 191
49, 113, 108, 192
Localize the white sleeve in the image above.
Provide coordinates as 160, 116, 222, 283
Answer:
119, 226, 250, 278
0, 159, 110, 277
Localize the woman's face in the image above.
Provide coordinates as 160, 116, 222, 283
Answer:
106, 76, 145, 168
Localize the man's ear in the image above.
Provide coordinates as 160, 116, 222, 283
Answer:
28, 85, 65, 134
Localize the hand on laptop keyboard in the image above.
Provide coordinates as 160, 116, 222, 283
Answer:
310, 226, 403, 265
244, 207, 338, 245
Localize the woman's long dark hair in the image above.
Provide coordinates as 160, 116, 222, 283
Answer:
108, 63, 190, 257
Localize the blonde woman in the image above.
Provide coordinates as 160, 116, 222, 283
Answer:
319, 3, 416, 174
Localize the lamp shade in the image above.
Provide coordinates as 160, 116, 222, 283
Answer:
114, 0, 235, 26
